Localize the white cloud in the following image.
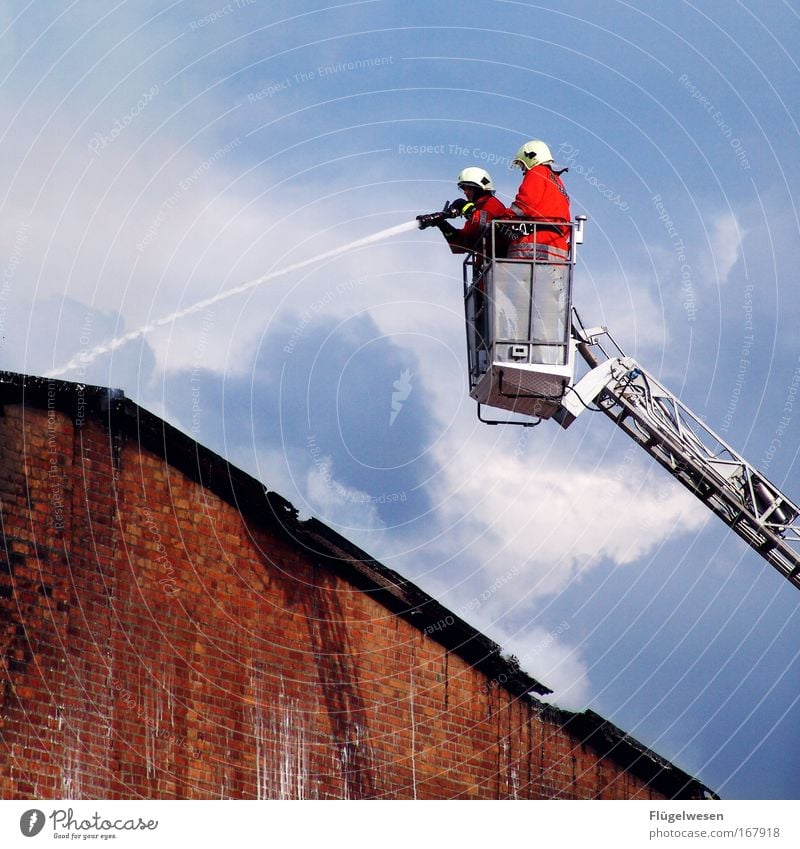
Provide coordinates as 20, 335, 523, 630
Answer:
708, 211, 744, 286
304, 453, 388, 534
511, 627, 591, 711
425, 422, 711, 602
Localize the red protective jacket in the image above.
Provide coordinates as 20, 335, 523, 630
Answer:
444, 193, 511, 258
509, 165, 571, 254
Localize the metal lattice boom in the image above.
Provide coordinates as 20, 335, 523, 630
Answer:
569, 329, 800, 591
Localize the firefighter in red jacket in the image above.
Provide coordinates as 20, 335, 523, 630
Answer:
508, 140, 572, 365
508, 140, 571, 261
425, 167, 511, 264
417, 167, 510, 364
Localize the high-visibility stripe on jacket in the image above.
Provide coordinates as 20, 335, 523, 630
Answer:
507, 242, 571, 261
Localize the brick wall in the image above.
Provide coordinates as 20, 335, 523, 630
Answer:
0, 375, 713, 799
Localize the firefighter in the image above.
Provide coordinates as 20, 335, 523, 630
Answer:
418, 167, 510, 264
417, 167, 510, 368
508, 140, 572, 365
507, 140, 571, 261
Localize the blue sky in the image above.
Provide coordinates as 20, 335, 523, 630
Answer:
2, 0, 800, 801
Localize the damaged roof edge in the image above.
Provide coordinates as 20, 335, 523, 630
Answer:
0, 371, 716, 800
0, 372, 550, 698
557, 709, 719, 800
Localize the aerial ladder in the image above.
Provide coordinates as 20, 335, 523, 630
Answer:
461, 218, 800, 591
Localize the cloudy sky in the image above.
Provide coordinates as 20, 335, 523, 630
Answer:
2, 0, 799, 801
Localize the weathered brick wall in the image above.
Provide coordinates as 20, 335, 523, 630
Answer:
0, 398, 706, 799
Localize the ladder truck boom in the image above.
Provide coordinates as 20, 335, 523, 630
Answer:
460, 218, 800, 592
557, 324, 800, 590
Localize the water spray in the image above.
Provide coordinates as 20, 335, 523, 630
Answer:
46, 219, 420, 378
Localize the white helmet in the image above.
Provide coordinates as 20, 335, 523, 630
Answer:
457, 166, 494, 192
512, 139, 554, 171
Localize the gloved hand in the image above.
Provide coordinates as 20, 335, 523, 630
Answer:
448, 199, 475, 217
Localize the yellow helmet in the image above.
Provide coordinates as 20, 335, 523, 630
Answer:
512, 139, 554, 171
